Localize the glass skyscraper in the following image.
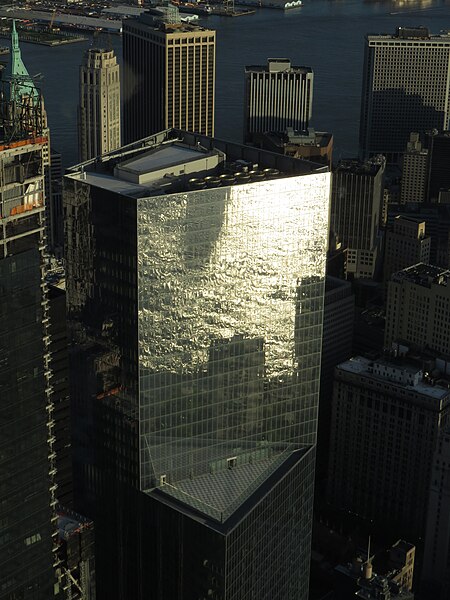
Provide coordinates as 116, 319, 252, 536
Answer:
64, 129, 330, 599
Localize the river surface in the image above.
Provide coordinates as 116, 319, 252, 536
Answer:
10, 0, 450, 166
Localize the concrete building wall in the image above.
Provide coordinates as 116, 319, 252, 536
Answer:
384, 216, 431, 284
385, 264, 450, 357
78, 48, 121, 162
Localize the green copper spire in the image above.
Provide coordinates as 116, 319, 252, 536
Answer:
10, 20, 39, 102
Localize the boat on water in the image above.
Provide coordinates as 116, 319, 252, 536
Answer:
0, 46, 9, 55
172, 1, 213, 15
236, 0, 302, 8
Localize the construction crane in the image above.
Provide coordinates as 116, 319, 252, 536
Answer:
49, 8, 57, 32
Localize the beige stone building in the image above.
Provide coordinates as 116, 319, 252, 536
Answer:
384, 216, 431, 284
389, 540, 415, 592
385, 263, 450, 357
78, 48, 121, 162
123, 8, 215, 144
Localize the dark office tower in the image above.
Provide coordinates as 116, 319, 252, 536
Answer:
78, 48, 121, 163
359, 27, 450, 164
0, 23, 55, 598
327, 354, 450, 541
64, 129, 330, 600
330, 156, 385, 279
316, 277, 354, 486
47, 147, 64, 255
244, 59, 313, 145
400, 132, 429, 203
426, 130, 450, 202
423, 426, 450, 599
123, 7, 215, 144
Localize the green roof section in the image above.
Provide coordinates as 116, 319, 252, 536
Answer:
10, 20, 39, 102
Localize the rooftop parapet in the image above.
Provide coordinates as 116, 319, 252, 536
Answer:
66, 128, 327, 198
366, 28, 450, 42
336, 355, 450, 402
334, 155, 385, 176
391, 263, 450, 288
245, 58, 313, 75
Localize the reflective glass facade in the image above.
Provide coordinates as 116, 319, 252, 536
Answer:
65, 131, 330, 600
137, 175, 329, 492
147, 446, 316, 600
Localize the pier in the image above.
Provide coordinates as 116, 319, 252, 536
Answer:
0, 9, 122, 34
0, 26, 86, 46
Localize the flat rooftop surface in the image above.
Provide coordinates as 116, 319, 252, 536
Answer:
162, 457, 274, 515
66, 129, 327, 199
392, 263, 450, 287
338, 356, 450, 400
120, 144, 208, 174
78, 171, 146, 197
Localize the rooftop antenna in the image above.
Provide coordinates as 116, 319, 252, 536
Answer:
362, 535, 373, 580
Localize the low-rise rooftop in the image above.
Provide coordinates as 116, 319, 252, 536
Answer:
337, 356, 450, 401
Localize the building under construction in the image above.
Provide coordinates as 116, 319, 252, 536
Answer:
0, 22, 56, 599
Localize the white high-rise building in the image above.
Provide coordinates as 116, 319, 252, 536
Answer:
244, 59, 314, 145
78, 48, 121, 162
359, 27, 450, 163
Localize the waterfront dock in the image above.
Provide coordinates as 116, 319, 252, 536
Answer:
235, 0, 302, 8
0, 26, 87, 46
0, 9, 122, 34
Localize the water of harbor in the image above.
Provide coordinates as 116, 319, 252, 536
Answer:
10, 0, 450, 167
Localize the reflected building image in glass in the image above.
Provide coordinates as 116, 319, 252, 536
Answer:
64, 129, 330, 599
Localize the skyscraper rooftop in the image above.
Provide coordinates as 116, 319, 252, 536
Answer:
391, 263, 450, 288
366, 27, 450, 42
68, 128, 326, 198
